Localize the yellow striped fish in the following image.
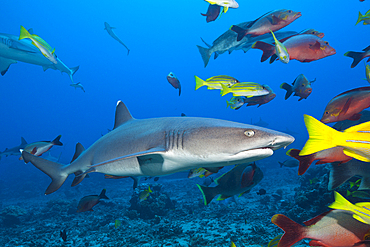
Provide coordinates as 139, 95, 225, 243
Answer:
300, 114, 370, 162
220, 82, 269, 97
19, 26, 57, 64
195, 75, 239, 90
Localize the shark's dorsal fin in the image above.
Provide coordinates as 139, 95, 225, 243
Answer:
114, 101, 134, 129
20, 137, 27, 145
71, 142, 85, 163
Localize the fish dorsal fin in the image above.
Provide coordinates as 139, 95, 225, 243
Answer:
303, 210, 332, 226
71, 143, 85, 163
333, 87, 370, 99
114, 101, 134, 129
20, 137, 27, 145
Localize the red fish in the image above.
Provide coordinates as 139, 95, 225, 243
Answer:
231, 9, 301, 41
345, 45, 370, 68
201, 4, 221, 23
243, 84, 276, 107
272, 211, 370, 247
321, 87, 370, 123
19, 135, 63, 160
287, 148, 352, 175
167, 72, 181, 96
77, 189, 109, 213
252, 34, 336, 63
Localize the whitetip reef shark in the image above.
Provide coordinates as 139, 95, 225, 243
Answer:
0, 29, 79, 82
21, 101, 294, 195
0, 137, 27, 160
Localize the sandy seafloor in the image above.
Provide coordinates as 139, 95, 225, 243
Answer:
0, 155, 314, 247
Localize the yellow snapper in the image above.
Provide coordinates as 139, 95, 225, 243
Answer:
139, 185, 153, 201
270, 29, 289, 64
300, 114, 370, 162
329, 191, 370, 225
220, 82, 269, 97
19, 26, 57, 64
195, 75, 239, 90
356, 10, 370, 25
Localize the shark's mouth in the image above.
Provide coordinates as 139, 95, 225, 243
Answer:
235, 147, 274, 159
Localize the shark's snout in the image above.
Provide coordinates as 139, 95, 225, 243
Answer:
269, 134, 295, 150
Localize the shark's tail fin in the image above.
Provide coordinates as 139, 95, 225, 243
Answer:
21, 150, 68, 195
19, 26, 31, 40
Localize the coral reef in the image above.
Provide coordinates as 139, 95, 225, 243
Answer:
127, 183, 176, 219
0, 205, 27, 227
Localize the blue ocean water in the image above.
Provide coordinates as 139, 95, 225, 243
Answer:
0, 0, 369, 246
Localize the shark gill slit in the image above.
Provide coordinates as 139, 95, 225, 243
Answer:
165, 130, 185, 150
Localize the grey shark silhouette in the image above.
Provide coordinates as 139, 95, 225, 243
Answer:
0, 30, 79, 82
104, 22, 130, 55
21, 101, 294, 195
0, 137, 27, 160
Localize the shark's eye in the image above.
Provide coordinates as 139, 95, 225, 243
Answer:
244, 130, 255, 137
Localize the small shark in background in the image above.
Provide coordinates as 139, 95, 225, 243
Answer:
0, 137, 28, 160
252, 117, 269, 127
104, 22, 130, 55
70, 82, 85, 92
21, 100, 294, 195
0, 28, 79, 82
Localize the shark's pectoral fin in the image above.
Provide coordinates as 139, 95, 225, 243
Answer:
0, 57, 17, 76
90, 147, 167, 168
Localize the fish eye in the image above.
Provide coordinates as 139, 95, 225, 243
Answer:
325, 41, 329, 45
312, 31, 316, 34
288, 10, 292, 13
325, 111, 329, 115
244, 130, 255, 137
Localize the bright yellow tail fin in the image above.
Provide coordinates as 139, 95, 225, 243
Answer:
19, 26, 31, 40
328, 191, 355, 211
220, 83, 230, 96
299, 115, 339, 156
195, 76, 206, 90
